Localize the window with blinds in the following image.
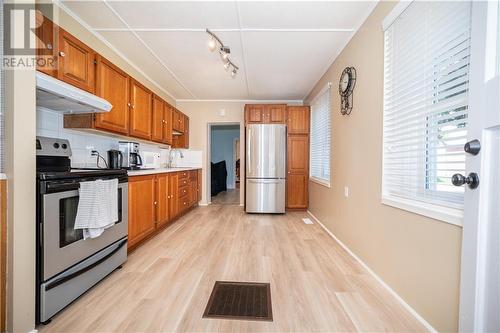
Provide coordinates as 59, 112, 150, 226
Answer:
382, 1, 472, 218
310, 83, 331, 186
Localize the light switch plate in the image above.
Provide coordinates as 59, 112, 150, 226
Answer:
344, 186, 349, 198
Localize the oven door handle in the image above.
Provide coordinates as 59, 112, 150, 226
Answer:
44, 238, 127, 291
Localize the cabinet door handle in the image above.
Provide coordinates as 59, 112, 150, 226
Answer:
47, 43, 53, 50
154, 201, 157, 205
59, 51, 65, 57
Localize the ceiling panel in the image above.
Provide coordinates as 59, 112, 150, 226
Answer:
98, 30, 193, 99
61, 1, 126, 29
243, 31, 350, 100
138, 31, 248, 99
108, 1, 240, 29
238, 1, 378, 29
59, 1, 378, 101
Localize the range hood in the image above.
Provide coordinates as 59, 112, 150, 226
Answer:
36, 72, 112, 114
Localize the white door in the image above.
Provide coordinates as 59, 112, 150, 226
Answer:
459, 2, 500, 332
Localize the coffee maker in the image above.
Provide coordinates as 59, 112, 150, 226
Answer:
118, 141, 143, 170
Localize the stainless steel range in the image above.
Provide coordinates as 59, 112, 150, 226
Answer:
36, 136, 128, 324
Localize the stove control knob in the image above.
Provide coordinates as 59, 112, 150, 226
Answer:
53, 143, 60, 149
61, 143, 67, 149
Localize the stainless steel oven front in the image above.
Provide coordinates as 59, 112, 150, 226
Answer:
41, 181, 128, 280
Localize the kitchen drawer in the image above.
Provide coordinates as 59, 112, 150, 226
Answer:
178, 170, 189, 179
178, 185, 189, 197
178, 194, 190, 212
178, 177, 189, 187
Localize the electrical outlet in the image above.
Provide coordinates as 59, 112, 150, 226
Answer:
344, 186, 349, 198
219, 108, 226, 116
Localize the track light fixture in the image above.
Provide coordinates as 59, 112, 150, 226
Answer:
206, 28, 239, 78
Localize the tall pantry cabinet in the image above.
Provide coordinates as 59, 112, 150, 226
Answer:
244, 104, 310, 210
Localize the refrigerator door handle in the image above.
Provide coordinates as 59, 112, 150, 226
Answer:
247, 179, 282, 184
247, 127, 252, 175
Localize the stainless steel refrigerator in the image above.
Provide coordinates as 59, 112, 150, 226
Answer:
245, 124, 286, 213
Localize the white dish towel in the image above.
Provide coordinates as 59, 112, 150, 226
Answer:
74, 178, 119, 239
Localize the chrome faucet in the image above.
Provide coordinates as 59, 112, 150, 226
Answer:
168, 149, 184, 168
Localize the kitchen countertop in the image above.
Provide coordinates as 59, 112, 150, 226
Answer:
127, 167, 201, 177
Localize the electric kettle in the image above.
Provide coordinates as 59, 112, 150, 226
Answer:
107, 149, 123, 169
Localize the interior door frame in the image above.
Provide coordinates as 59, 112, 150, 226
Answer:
206, 122, 243, 206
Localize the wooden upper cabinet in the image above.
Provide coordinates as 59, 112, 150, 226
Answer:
287, 106, 310, 134
151, 95, 164, 143
245, 104, 266, 124
267, 104, 287, 123
57, 28, 96, 93
245, 104, 287, 124
163, 103, 173, 145
286, 174, 308, 209
35, 11, 57, 76
155, 174, 170, 228
129, 79, 152, 140
172, 109, 185, 133
94, 56, 130, 135
287, 135, 309, 174
128, 175, 156, 248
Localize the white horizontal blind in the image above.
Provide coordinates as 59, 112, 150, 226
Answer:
310, 84, 331, 185
383, 1, 472, 210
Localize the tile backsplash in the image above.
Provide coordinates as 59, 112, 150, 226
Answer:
37, 108, 201, 168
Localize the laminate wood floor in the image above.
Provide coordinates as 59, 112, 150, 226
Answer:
211, 189, 240, 205
39, 205, 427, 333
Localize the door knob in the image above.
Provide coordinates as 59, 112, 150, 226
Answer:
464, 139, 480, 155
452, 172, 479, 189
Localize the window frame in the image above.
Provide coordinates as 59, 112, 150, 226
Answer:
381, 1, 470, 226
309, 82, 332, 188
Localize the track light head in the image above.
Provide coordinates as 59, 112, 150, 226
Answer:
207, 37, 217, 52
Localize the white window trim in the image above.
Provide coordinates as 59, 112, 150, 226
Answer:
309, 81, 332, 188
309, 176, 331, 188
380, 1, 469, 227
382, 194, 463, 227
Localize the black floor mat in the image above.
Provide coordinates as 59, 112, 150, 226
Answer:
203, 281, 273, 321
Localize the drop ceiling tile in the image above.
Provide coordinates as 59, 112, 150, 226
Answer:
243, 31, 351, 100
138, 31, 248, 99
108, 1, 239, 29
61, 0, 126, 29
98, 30, 193, 99
238, 1, 377, 29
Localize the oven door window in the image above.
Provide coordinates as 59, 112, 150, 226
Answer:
58, 188, 123, 248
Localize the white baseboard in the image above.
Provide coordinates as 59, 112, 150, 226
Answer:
198, 202, 210, 206
306, 210, 437, 333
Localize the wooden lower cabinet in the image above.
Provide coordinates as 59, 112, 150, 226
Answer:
168, 173, 180, 220
128, 175, 156, 248
128, 170, 200, 250
286, 174, 308, 209
155, 174, 169, 228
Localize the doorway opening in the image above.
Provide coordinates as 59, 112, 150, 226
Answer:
209, 124, 241, 205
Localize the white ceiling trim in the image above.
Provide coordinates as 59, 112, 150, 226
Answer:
92, 28, 357, 32
176, 99, 303, 103
55, 0, 178, 102
235, 1, 250, 98
102, 0, 198, 98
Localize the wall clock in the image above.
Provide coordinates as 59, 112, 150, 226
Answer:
339, 67, 356, 115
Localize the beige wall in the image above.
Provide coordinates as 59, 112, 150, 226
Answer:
176, 101, 246, 205
305, 2, 462, 332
